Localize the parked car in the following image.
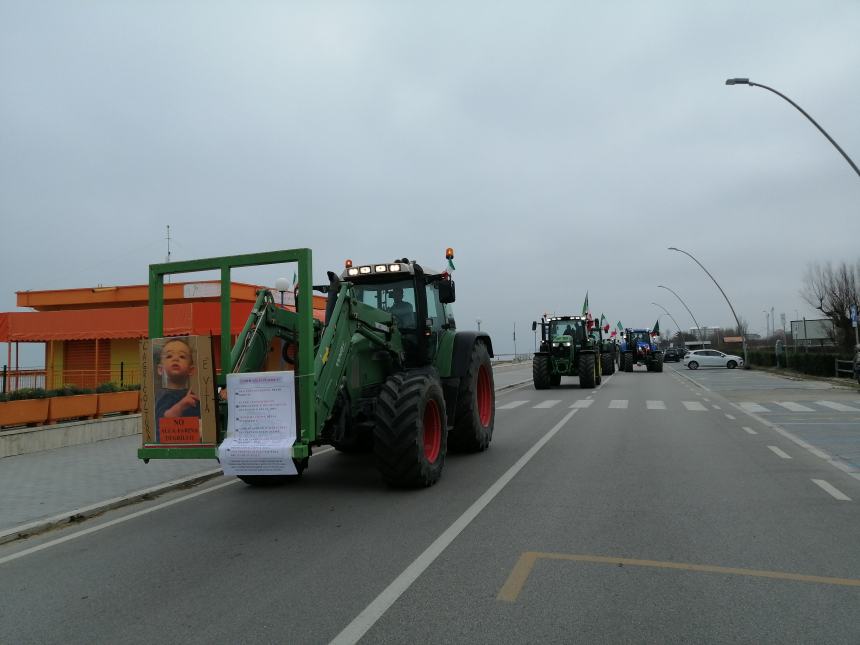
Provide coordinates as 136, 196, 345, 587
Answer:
663, 347, 685, 362
683, 349, 743, 370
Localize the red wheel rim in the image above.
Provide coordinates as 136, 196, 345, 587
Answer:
423, 399, 441, 463
476, 364, 492, 427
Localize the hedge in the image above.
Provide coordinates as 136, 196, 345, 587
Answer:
742, 349, 852, 377
0, 382, 140, 403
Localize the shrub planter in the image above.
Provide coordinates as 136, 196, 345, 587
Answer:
97, 390, 140, 416
0, 398, 51, 428
48, 394, 99, 424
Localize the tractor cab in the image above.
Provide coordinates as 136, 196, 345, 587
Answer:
341, 256, 456, 367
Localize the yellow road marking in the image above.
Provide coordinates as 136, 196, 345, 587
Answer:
497, 551, 860, 602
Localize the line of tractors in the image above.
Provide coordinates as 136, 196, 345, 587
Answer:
532, 317, 664, 389
138, 247, 662, 490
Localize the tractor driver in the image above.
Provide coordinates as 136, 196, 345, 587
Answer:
390, 287, 415, 329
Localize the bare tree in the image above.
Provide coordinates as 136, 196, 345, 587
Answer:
801, 260, 860, 352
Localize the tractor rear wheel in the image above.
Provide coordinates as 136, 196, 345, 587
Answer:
449, 342, 495, 453
656, 356, 664, 372
602, 354, 614, 375
533, 354, 552, 389
579, 353, 596, 389
374, 369, 448, 488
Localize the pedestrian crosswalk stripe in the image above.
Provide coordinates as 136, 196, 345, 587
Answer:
609, 400, 628, 409
738, 402, 769, 413
816, 401, 860, 412
533, 400, 561, 409
571, 399, 594, 408
646, 400, 666, 410
497, 400, 528, 410
774, 401, 814, 412
683, 401, 707, 411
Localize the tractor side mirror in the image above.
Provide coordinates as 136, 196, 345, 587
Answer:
438, 279, 455, 304
531, 321, 537, 331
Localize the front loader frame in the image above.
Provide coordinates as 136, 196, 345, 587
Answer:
138, 249, 315, 461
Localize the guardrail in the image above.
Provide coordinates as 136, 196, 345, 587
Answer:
835, 359, 856, 378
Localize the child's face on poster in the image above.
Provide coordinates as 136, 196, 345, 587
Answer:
158, 340, 195, 385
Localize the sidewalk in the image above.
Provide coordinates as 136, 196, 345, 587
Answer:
0, 365, 533, 543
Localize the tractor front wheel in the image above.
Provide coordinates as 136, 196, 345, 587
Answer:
533, 354, 552, 389
449, 342, 495, 453
374, 370, 448, 487
579, 353, 596, 389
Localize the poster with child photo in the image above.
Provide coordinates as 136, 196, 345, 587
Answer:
139, 335, 217, 446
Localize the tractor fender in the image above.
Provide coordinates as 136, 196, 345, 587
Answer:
451, 332, 494, 378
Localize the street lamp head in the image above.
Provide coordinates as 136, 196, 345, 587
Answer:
725, 77, 750, 86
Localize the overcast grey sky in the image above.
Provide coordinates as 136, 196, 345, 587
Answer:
2, 1, 859, 362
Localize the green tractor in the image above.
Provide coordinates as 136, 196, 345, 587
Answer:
592, 325, 616, 376
531, 315, 602, 389
139, 248, 495, 488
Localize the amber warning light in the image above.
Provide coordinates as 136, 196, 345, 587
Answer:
446, 248, 454, 259
345, 259, 353, 268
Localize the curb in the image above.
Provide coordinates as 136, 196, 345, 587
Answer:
0, 468, 222, 545
1, 374, 536, 546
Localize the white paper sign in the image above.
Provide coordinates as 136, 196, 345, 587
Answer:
218, 371, 298, 476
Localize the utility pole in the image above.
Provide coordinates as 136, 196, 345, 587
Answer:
513, 322, 517, 361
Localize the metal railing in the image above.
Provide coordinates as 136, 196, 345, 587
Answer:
835, 359, 856, 378
1, 365, 142, 393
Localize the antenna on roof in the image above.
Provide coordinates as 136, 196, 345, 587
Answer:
166, 224, 171, 283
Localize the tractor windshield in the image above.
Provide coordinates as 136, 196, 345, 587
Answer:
353, 280, 417, 330
550, 320, 584, 341
631, 331, 651, 344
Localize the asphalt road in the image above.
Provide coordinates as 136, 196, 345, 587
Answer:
2, 362, 860, 644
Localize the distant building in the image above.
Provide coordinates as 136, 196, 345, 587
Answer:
0, 282, 325, 391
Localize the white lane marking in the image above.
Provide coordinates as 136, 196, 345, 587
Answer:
329, 410, 580, 645
534, 400, 561, 409
811, 479, 852, 501
683, 401, 707, 411
767, 446, 792, 459
646, 400, 666, 410
738, 402, 770, 413
775, 401, 814, 412
703, 398, 710, 402
609, 400, 628, 409
742, 427, 758, 435
571, 399, 594, 408
712, 405, 721, 410
816, 401, 860, 412
725, 414, 736, 420
497, 400, 528, 410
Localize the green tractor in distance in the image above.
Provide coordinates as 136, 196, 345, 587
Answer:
139, 248, 495, 489
592, 324, 616, 376
532, 315, 602, 389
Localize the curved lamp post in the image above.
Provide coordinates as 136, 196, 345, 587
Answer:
657, 285, 704, 342
668, 246, 748, 367
725, 78, 860, 179
652, 302, 685, 343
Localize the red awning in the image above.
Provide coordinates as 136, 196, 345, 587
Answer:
0, 303, 325, 342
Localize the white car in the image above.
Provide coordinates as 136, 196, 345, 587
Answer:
683, 349, 743, 370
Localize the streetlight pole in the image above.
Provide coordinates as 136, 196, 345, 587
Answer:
652, 302, 686, 346
668, 246, 748, 368
657, 285, 704, 343
762, 310, 769, 339
725, 78, 860, 179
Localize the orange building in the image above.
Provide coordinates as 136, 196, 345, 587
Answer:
0, 281, 326, 391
